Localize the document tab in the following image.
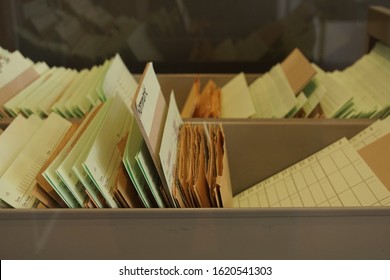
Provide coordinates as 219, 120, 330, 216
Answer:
281, 48, 316, 95
132, 62, 168, 190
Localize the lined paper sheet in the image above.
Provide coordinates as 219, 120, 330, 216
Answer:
43, 105, 101, 208
0, 50, 33, 88
0, 115, 43, 176
0, 114, 71, 208
73, 69, 99, 116
4, 69, 55, 117
249, 76, 275, 118
17, 68, 70, 116
56, 102, 110, 208
234, 138, 390, 208
123, 118, 156, 208
314, 64, 354, 118
269, 65, 298, 117
159, 92, 182, 192
136, 142, 166, 208
221, 72, 255, 118
37, 70, 77, 116
350, 117, 390, 150
83, 95, 132, 208
51, 69, 89, 118
102, 54, 138, 107
64, 66, 101, 117
249, 65, 298, 118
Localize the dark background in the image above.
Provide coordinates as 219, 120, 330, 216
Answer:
1, 0, 390, 73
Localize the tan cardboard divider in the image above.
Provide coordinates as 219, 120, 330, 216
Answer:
221, 119, 374, 195
367, 6, 390, 50
281, 48, 316, 95
359, 133, 390, 191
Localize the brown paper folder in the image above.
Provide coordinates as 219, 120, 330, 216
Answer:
174, 123, 232, 208
358, 133, 390, 191
192, 80, 221, 118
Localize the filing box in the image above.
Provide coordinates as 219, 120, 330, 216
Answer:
1, 5, 390, 261
2, 119, 390, 260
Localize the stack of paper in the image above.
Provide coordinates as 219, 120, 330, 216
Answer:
182, 48, 316, 119
221, 73, 256, 118
164, 86, 232, 207
234, 116, 390, 208
0, 62, 232, 209
0, 95, 139, 208
186, 42, 390, 120
0, 47, 48, 119
249, 48, 317, 118
131, 63, 233, 208
322, 43, 390, 119
303, 42, 390, 119
181, 79, 222, 118
250, 64, 301, 118
173, 123, 231, 207
0, 113, 72, 208
3, 53, 137, 120
40, 95, 142, 208
123, 118, 164, 208
312, 65, 354, 118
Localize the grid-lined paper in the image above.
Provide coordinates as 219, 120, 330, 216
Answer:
234, 138, 390, 208
350, 118, 390, 150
